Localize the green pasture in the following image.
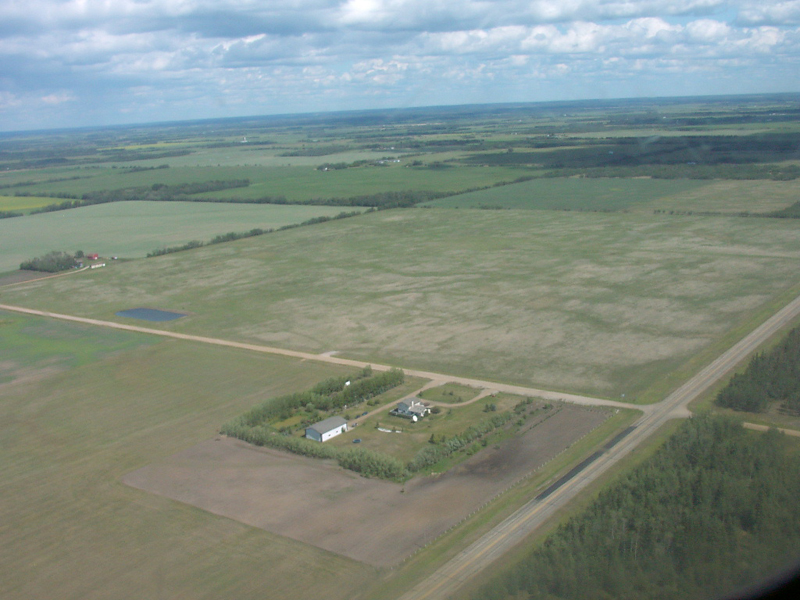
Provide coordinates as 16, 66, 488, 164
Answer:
631, 179, 800, 214
0, 312, 374, 600
188, 164, 522, 201
0, 201, 357, 272
4, 209, 799, 400
12, 162, 523, 202
422, 177, 709, 211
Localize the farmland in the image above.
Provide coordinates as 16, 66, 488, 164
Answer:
2, 95, 800, 600
2, 208, 799, 400
0, 201, 359, 272
0, 311, 374, 600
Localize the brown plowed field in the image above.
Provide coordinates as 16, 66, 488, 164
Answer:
123, 404, 608, 566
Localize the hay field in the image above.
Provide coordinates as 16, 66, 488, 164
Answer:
4, 209, 799, 400
422, 178, 709, 211
0, 310, 372, 600
0, 201, 356, 272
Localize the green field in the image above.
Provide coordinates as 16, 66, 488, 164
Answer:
0, 201, 359, 272
0, 311, 374, 600
422, 178, 710, 211
3, 209, 799, 400
5, 163, 525, 203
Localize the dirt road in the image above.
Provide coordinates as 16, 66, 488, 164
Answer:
0, 303, 637, 412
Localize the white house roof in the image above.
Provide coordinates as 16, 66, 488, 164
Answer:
307, 416, 347, 435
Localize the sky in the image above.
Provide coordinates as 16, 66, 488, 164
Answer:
1, 0, 800, 131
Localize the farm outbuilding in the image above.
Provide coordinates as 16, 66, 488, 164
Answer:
306, 416, 348, 442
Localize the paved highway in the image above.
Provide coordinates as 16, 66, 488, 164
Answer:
396, 291, 800, 600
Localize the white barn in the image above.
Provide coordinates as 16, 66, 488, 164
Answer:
306, 416, 348, 442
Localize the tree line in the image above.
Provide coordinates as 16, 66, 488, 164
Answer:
145, 210, 364, 257
474, 414, 800, 600
27, 179, 251, 214
716, 325, 800, 413
408, 412, 514, 473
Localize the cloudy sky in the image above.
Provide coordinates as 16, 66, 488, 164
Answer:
1, 0, 799, 131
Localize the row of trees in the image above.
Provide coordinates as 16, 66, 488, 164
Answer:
222, 422, 406, 479
238, 367, 403, 426
20, 250, 78, 272
407, 412, 513, 472
28, 179, 251, 214
475, 415, 800, 600
145, 210, 364, 258
716, 326, 800, 413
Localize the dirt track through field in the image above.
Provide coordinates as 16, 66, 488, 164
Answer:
123, 404, 608, 567
0, 303, 640, 412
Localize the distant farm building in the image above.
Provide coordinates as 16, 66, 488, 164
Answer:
306, 416, 348, 442
391, 399, 430, 421
87, 253, 99, 260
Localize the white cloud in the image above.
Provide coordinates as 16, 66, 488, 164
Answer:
41, 91, 77, 104
1, 1, 800, 129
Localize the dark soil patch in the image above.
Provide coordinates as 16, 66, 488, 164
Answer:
123, 404, 608, 566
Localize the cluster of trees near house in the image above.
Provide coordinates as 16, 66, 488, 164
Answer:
474, 414, 800, 600
220, 367, 408, 479
716, 325, 800, 413
19, 250, 79, 272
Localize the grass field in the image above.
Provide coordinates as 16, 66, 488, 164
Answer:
0, 311, 375, 600
422, 177, 710, 211
0, 201, 359, 272
3, 208, 799, 400
7, 163, 526, 202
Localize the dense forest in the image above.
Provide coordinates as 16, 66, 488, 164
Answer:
716, 326, 800, 413
474, 415, 800, 600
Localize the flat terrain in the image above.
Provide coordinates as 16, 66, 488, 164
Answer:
0, 200, 357, 272
423, 178, 710, 211
3, 209, 799, 399
0, 311, 375, 600
123, 403, 609, 566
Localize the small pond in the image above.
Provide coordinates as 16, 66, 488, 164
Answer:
115, 308, 187, 322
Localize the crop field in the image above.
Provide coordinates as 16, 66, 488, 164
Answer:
0, 310, 374, 600
3, 208, 799, 400
0, 201, 357, 272
0, 195, 59, 212
422, 177, 710, 211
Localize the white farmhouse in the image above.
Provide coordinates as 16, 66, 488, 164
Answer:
392, 399, 430, 420
305, 416, 348, 442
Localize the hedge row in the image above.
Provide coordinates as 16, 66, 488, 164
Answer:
407, 412, 513, 472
